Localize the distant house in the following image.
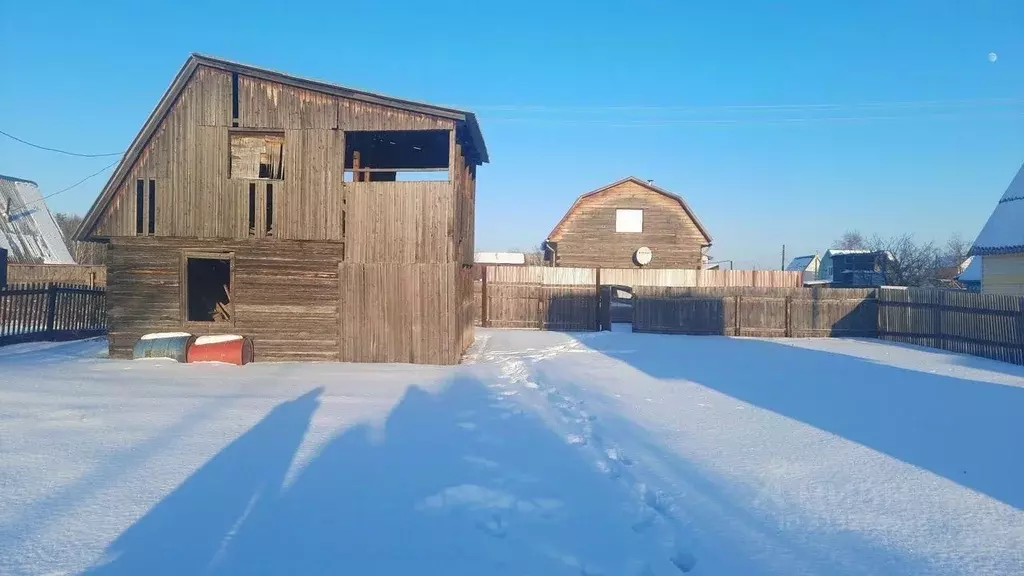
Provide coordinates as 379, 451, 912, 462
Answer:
820, 249, 893, 287
544, 177, 713, 269
968, 162, 1024, 295
0, 175, 75, 264
785, 254, 820, 284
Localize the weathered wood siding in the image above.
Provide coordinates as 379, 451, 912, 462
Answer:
632, 287, 878, 338
93, 65, 458, 245
7, 264, 107, 287
93, 63, 480, 365
338, 262, 464, 364
106, 237, 342, 362
549, 179, 707, 269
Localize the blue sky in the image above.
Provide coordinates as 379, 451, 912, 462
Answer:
2, 0, 1022, 268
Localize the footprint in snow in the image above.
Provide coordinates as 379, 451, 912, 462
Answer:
476, 513, 507, 539
670, 551, 697, 573
566, 434, 587, 446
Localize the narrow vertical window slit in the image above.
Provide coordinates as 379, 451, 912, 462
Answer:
135, 179, 144, 235
148, 179, 156, 234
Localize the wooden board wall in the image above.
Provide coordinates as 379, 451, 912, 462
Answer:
338, 262, 464, 364
92, 65, 460, 247
549, 179, 707, 269
107, 237, 342, 362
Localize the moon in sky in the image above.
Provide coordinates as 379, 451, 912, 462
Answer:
988, 52, 998, 63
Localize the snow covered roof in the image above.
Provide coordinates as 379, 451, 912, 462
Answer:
824, 249, 872, 257
825, 249, 895, 262
957, 256, 981, 282
970, 162, 1024, 255
0, 175, 75, 264
475, 252, 526, 265
786, 255, 818, 272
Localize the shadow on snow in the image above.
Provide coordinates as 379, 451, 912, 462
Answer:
84, 375, 659, 576
576, 334, 1024, 511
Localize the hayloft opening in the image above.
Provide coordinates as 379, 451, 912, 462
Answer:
230, 132, 285, 180
185, 255, 232, 322
344, 130, 449, 182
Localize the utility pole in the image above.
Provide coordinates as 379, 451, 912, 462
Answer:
781, 245, 786, 271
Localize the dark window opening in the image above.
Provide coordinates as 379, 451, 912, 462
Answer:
147, 179, 156, 235
344, 130, 449, 182
230, 132, 284, 180
135, 179, 144, 234
231, 72, 239, 127
265, 183, 274, 236
248, 183, 256, 236
186, 256, 232, 322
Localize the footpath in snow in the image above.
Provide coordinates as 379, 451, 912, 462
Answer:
0, 332, 1022, 575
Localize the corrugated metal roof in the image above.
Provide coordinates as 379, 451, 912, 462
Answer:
970, 162, 1024, 255
0, 176, 75, 264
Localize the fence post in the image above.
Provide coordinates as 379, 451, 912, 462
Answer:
785, 295, 793, 338
481, 266, 489, 328
45, 283, 58, 340
594, 267, 602, 331
734, 295, 741, 336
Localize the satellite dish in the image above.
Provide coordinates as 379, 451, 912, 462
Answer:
634, 246, 653, 266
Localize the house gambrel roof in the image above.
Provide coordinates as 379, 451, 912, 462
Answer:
545, 177, 713, 245
74, 54, 488, 241
969, 161, 1024, 256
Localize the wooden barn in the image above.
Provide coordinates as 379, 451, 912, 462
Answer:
543, 177, 712, 268
74, 54, 487, 364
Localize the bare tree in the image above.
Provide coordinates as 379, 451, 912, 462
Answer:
53, 212, 106, 265
834, 230, 867, 250
944, 233, 970, 269
511, 245, 546, 266
867, 233, 939, 287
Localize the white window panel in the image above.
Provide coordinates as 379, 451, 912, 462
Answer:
615, 209, 643, 233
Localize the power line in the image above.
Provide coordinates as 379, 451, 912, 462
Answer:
0, 128, 124, 158
42, 159, 120, 201
463, 97, 1024, 114
3, 159, 121, 221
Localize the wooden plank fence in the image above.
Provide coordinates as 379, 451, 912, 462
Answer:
474, 265, 803, 331
6, 264, 107, 288
0, 283, 107, 346
632, 287, 878, 337
878, 288, 1024, 365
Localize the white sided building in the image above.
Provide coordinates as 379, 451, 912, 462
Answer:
969, 162, 1024, 295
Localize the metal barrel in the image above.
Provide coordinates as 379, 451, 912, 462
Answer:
133, 333, 196, 363
186, 335, 254, 365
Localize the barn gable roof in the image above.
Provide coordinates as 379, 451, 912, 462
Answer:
545, 177, 713, 245
969, 161, 1024, 256
74, 54, 488, 241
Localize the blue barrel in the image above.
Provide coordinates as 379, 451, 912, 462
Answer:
133, 333, 196, 363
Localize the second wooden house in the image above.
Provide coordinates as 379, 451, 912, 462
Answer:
75, 54, 487, 364
543, 177, 712, 268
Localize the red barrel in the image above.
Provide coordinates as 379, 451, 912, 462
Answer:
186, 335, 254, 365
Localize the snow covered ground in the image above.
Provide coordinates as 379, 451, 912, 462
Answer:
0, 331, 1022, 575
